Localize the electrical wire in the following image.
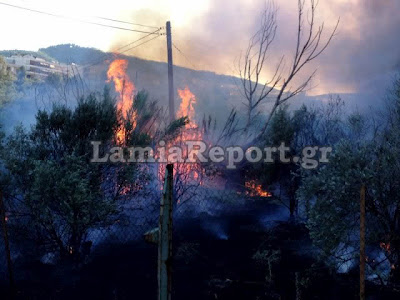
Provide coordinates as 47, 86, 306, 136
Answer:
114, 28, 163, 53
0, 1, 164, 73
0, 1, 160, 34
172, 42, 198, 70
81, 29, 162, 70
94, 16, 159, 29
118, 34, 161, 55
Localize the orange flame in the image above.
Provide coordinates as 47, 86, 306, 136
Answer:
158, 86, 204, 189
177, 86, 197, 128
176, 86, 203, 179
107, 59, 136, 143
245, 180, 272, 197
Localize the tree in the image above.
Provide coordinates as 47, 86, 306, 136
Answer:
252, 106, 300, 219
239, 0, 339, 140
1, 87, 162, 260
0, 56, 15, 106
297, 83, 400, 283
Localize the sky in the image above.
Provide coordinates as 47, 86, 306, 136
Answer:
0, 0, 399, 96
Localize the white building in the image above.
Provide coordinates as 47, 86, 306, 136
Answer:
5, 55, 70, 79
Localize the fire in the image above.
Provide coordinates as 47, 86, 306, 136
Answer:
177, 86, 197, 128
175, 87, 203, 181
245, 180, 272, 197
175, 86, 203, 142
107, 59, 136, 143
158, 86, 204, 189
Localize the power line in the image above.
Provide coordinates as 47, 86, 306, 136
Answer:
114, 28, 163, 53
119, 34, 161, 55
0, 1, 160, 34
81, 29, 162, 70
172, 42, 198, 70
95, 16, 159, 29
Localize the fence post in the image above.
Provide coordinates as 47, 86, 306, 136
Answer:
360, 184, 366, 300
0, 189, 16, 296
158, 164, 173, 300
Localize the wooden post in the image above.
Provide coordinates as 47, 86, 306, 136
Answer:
166, 21, 175, 123
360, 184, 366, 300
0, 190, 15, 295
158, 164, 173, 300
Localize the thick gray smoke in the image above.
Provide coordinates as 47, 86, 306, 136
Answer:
115, 0, 400, 99
316, 0, 400, 95
3, 0, 399, 133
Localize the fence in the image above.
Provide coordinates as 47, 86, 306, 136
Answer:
0, 162, 287, 299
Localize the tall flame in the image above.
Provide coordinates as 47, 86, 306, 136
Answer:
158, 86, 203, 189
107, 59, 136, 143
176, 87, 203, 182
177, 86, 197, 128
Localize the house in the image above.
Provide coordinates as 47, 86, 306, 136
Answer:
5, 54, 70, 79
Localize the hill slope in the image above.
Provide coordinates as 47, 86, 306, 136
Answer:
2, 44, 386, 128
39, 44, 244, 122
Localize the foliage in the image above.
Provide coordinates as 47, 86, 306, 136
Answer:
164, 116, 189, 139
297, 82, 400, 282
0, 89, 163, 260
255, 106, 296, 184
0, 56, 15, 106
39, 44, 105, 65
253, 249, 281, 283
268, 106, 295, 144
298, 140, 372, 252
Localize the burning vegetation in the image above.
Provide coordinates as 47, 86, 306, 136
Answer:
245, 180, 272, 198
107, 59, 136, 144
2, 1, 400, 297
106, 60, 272, 201
177, 86, 197, 129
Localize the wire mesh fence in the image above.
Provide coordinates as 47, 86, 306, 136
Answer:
0, 171, 281, 256
0, 162, 287, 299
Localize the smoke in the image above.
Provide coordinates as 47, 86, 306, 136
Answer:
0, 78, 84, 135
314, 0, 400, 95
110, 0, 400, 97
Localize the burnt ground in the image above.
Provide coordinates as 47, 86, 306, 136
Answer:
1, 199, 399, 299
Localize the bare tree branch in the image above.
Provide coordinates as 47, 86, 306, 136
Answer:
239, 0, 339, 144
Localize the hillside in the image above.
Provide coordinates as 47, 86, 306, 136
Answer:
38, 44, 246, 123
0, 49, 54, 62
1, 44, 386, 130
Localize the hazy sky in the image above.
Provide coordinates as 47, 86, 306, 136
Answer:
1, 0, 399, 96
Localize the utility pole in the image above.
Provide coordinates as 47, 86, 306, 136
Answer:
158, 164, 173, 300
360, 184, 366, 300
166, 21, 175, 123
